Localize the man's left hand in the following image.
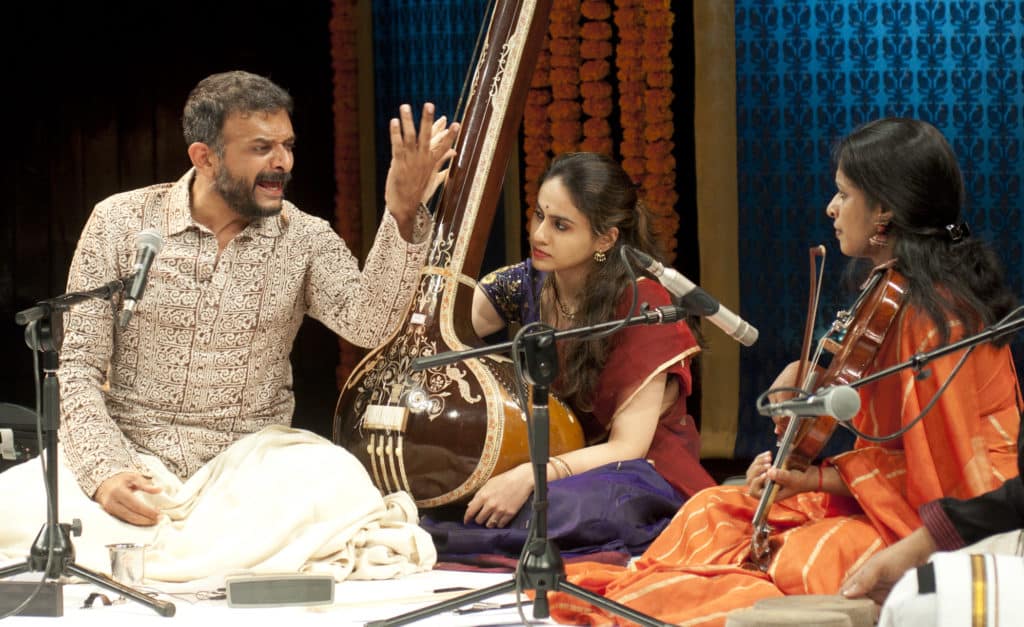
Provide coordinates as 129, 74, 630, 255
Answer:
384, 103, 460, 240
842, 526, 937, 604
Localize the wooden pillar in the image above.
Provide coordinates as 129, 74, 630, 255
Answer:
693, 0, 739, 458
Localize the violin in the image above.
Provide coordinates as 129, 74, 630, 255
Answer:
747, 251, 909, 572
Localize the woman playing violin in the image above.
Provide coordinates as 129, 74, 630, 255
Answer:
419, 152, 716, 559
547, 118, 1021, 625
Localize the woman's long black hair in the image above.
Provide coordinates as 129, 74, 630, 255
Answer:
835, 118, 1016, 345
538, 152, 666, 409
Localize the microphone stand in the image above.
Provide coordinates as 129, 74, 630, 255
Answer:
846, 314, 1024, 390
749, 312, 1024, 571
753, 311, 1024, 536
365, 305, 685, 627
0, 279, 176, 618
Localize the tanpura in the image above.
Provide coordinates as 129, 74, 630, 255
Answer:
332, 0, 583, 509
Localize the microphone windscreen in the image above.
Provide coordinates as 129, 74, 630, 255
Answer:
135, 229, 164, 253
827, 386, 861, 421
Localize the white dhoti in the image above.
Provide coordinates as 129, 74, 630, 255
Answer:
0, 426, 435, 583
880, 531, 1024, 627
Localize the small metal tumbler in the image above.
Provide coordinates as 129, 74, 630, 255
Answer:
106, 543, 147, 586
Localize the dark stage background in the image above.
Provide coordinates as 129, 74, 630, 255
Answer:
2, 2, 340, 436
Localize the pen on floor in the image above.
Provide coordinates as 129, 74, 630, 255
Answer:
432, 586, 472, 593
453, 600, 532, 615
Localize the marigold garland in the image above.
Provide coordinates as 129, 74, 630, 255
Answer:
523, 37, 553, 211
580, 40, 613, 59
329, 0, 363, 387
521, 0, 679, 262
579, 0, 613, 154
584, 117, 611, 138
615, 0, 646, 197
647, 70, 673, 88
581, 0, 612, 20
642, 5, 678, 261
580, 60, 611, 84
548, 1, 581, 158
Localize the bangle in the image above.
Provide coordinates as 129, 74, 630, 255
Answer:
817, 465, 825, 492
550, 456, 573, 479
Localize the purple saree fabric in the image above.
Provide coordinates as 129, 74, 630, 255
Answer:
419, 459, 684, 560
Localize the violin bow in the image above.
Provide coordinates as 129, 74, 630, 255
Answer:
748, 245, 827, 571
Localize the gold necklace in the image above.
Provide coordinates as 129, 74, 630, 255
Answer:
550, 280, 577, 320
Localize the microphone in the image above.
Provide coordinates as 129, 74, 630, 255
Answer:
627, 247, 759, 346
119, 229, 164, 328
758, 385, 861, 422
410, 302, 688, 372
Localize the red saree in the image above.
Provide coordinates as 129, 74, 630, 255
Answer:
479, 261, 715, 497
549, 305, 1021, 626
583, 277, 716, 497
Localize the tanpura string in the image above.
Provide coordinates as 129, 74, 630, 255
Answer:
427, 0, 492, 231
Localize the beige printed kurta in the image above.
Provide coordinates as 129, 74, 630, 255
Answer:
58, 169, 430, 497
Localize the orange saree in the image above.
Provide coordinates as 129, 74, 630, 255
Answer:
549, 306, 1021, 626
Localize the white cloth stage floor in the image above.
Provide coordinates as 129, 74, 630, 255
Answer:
0, 566, 566, 626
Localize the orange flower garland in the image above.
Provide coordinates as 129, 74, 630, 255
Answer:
641, 5, 678, 260
329, 0, 363, 387
579, 1, 613, 154
615, 0, 646, 183
548, 1, 582, 156
523, 36, 553, 212
520, 1, 679, 262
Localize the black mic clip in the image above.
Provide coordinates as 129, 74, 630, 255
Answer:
638, 303, 687, 325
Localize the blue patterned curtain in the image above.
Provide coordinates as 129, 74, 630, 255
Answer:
371, 1, 516, 272
735, 1, 1024, 458
371, 1, 488, 210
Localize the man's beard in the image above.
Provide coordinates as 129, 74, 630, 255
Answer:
214, 167, 292, 220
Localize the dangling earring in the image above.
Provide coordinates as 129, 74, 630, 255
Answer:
869, 219, 890, 247
593, 250, 607, 263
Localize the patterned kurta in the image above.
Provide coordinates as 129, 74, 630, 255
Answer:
58, 169, 430, 497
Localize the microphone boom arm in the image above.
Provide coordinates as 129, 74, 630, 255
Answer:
412, 304, 687, 371
847, 313, 1024, 390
